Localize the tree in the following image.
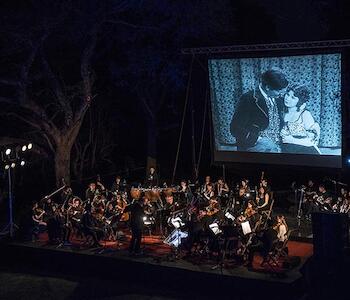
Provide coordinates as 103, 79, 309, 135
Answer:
0, 0, 130, 186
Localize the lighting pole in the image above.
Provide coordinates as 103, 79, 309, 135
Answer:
0, 143, 32, 238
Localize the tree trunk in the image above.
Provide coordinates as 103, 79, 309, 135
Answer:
55, 142, 72, 187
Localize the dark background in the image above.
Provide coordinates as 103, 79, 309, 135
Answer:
1, 0, 350, 224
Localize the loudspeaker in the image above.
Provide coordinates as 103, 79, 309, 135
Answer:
312, 212, 349, 260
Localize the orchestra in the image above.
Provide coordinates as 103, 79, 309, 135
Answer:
30, 172, 350, 265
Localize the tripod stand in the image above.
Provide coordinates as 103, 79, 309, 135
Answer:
0, 167, 18, 238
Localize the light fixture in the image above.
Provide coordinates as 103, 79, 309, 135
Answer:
4, 165, 10, 170
5, 149, 11, 155
11, 163, 16, 168
20, 160, 25, 166
27, 143, 33, 150
21, 145, 27, 152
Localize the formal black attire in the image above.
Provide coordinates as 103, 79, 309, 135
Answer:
124, 200, 145, 254
230, 89, 283, 150
145, 172, 159, 187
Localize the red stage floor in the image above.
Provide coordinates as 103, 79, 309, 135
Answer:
33, 229, 313, 275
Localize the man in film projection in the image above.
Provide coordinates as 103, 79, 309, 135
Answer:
230, 68, 288, 153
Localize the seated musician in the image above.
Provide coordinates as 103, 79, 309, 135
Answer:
203, 183, 215, 203
206, 197, 221, 220
340, 195, 350, 214
237, 179, 250, 211
81, 204, 104, 248
110, 175, 122, 194
333, 187, 348, 212
179, 179, 193, 205
201, 175, 212, 195
303, 179, 317, 220
85, 182, 98, 204
61, 186, 73, 205
246, 219, 278, 268
32, 202, 46, 241
314, 184, 332, 211
275, 215, 288, 243
145, 166, 159, 188
256, 186, 270, 212
216, 177, 229, 206
69, 197, 84, 234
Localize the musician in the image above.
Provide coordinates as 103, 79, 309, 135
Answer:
256, 186, 270, 212
315, 184, 333, 211
217, 177, 229, 206
32, 202, 46, 241
237, 179, 250, 211
333, 188, 348, 212
203, 183, 215, 203
201, 176, 212, 194
205, 197, 221, 220
123, 196, 146, 255
179, 179, 193, 205
275, 215, 288, 243
81, 204, 104, 248
246, 219, 278, 268
42, 197, 55, 221
111, 176, 122, 194
339, 195, 350, 214
85, 182, 98, 203
260, 178, 271, 196
46, 203, 66, 244
92, 195, 106, 214
145, 167, 159, 188
61, 186, 73, 205
68, 198, 84, 233
303, 179, 317, 219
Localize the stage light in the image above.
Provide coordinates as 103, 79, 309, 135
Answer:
347, 158, 350, 164
21, 145, 27, 152
27, 143, 33, 150
5, 149, 11, 155
11, 163, 16, 168
20, 160, 25, 166
4, 165, 10, 170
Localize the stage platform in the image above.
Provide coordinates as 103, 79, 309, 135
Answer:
0, 231, 313, 299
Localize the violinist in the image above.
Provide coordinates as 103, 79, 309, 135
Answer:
238, 179, 250, 198
205, 197, 221, 221
237, 200, 258, 228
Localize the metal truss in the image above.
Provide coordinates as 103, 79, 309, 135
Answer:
182, 39, 350, 55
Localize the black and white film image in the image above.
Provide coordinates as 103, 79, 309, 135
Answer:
209, 54, 342, 156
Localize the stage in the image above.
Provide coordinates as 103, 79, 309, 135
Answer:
0, 229, 313, 299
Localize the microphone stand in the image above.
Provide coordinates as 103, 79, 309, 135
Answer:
296, 188, 304, 236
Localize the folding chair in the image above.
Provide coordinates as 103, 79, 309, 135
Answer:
261, 197, 275, 230
261, 229, 291, 271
